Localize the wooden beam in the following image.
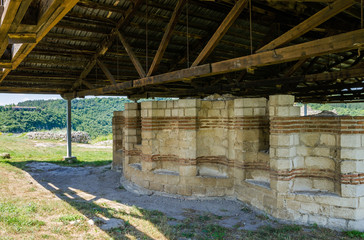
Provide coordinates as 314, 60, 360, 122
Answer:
0, 0, 23, 56
0, 0, 80, 84
70, 0, 143, 89
96, 59, 117, 86
257, 0, 356, 53
191, 0, 248, 67
116, 30, 146, 78
147, 0, 187, 76
284, 58, 308, 77
8, 33, 36, 44
65, 28, 364, 98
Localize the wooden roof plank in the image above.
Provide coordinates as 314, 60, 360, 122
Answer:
257, 0, 356, 53
191, 0, 249, 67
147, 0, 187, 76
65, 28, 364, 98
117, 30, 146, 78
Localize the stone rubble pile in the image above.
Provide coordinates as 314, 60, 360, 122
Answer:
26, 131, 90, 143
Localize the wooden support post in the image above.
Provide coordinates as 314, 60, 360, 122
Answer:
116, 30, 146, 78
191, 0, 248, 67
147, 0, 187, 76
257, 0, 356, 52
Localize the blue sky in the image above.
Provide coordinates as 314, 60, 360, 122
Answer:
0, 94, 62, 106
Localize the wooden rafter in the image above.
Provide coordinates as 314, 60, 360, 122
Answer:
147, 0, 187, 76
71, 0, 143, 90
0, 0, 80, 84
191, 0, 248, 67
284, 58, 308, 77
116, 30, 146, 78
64, 28, 364, 98
257, 0, 356, 53
97, 59, 117, 86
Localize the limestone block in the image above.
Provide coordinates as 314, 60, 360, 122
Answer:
153, 109, 165, 117
313, 179, 335, 192
157, 101, 167, 109
141, 109, 148, 118
341, 134, 362, 148
211, 101, 225, 109
177, 185, 192, 196
269, 95, 295, 106
192, 186, 207, 196
286, 199, 301, 211
167, 101, 175, 108
216, 178, 234, 188
300, 202, 321, 214
320, 134, 336, 146
125, 103, 138, 110
276, 106, 290, 117
292, 178, 313, 192
234, 98, 267, 108
326, 218, 348, 230
332, 207, 357, 220
269, 106, 276, 116
142, 161, 156, 172
293, 157, 305, 168
185, 108, 198, 117
124, 128, 137, 136
313, 147, 331, 157
270, 135, 296, 147
341, 149, 364, 160
270, 179, 291, 192
300, 133, 320, 147
296, 146, 312, 156
179, 166, 197, 176
314, 195, 358, 208
176, 109, 184, 117
362, 135, 364, 147
165, 109, 171, 117
149, 181, 164, 192
348, 219, 364, 231
164, 184, 178, 194
270, 159, 292, 171
307, 215, 327, 226
141, 101, 156, 109
305, 157, 335, 169
341, 184, 364, 197
172, 109, 179, 117
124, 110, 138, 118
360, 197, 364, 208
178, 99, 201, 108
276, 147, 296, 158
206, 187, 226, 197
341, 160, 359, 173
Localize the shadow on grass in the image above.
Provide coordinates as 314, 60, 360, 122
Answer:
6, 160, 174, 239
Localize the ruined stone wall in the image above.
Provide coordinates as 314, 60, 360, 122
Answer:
113, 95, 364, 231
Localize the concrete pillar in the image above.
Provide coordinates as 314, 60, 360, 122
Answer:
63, 98, 77, 163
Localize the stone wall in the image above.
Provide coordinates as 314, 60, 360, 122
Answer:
113, 95, 364, 231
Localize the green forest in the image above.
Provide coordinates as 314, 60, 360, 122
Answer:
0, 97, 133, 138
0, 97, 363, 138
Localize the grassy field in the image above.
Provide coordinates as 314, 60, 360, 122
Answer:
0, 134, 363, 239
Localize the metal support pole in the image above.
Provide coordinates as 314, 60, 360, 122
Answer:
67, 99, 72, 157
304, 104, 308, 116
63, 98, 77, 163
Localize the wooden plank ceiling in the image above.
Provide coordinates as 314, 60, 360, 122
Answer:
0, 0, 363, 103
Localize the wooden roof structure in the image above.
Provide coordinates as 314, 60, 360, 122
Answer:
0, 0, 363, 102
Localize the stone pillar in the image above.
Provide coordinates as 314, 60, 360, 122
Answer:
112, 111, 124, 171
123, 102, 141, 167
269, 95, 300, 192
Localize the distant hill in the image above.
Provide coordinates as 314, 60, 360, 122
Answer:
308, 103, 364, 116
0, 97, 133, 138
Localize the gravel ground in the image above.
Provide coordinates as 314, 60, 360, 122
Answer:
25, 162, 277, 231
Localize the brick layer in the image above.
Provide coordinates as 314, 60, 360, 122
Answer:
141, 116, 268, 130
271, 116, 364, 134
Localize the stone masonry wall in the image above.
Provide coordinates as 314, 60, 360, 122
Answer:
113, 95, 364, 231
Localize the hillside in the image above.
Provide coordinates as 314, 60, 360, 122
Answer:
0, 97, 132, 138
308, 103, 364, 116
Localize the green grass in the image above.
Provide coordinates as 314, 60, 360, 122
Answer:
345, 230, 364, 238
90, 133, 113, 144
0, 135, 112, 168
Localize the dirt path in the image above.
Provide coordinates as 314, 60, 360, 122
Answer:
25, 162, 276, 231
